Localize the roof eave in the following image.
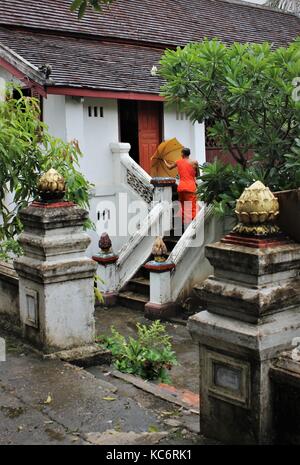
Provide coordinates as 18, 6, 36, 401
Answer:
0, 42, 48, 95
46, 85, 164, 101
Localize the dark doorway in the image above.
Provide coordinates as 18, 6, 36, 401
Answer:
119, 100, 139, 164
119, 100, 163, 173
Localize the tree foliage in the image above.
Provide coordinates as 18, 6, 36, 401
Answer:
0, 87, 93, 259
160, 39, 300, 170
70, 0, 115, 18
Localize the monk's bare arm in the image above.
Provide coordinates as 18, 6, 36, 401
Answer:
164, 160, 177, 170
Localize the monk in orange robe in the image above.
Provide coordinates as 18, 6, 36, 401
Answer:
164, 147, 199, 225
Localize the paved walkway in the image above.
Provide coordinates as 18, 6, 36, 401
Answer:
0, 331, 216, 445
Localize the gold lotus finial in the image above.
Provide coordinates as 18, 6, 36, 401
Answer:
152, 236, 168, 262
233, 181, 280, 236
37, 168, 66, 202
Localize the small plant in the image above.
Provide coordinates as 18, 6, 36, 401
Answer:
97, 321, 178, 383
94, 275, 104, 304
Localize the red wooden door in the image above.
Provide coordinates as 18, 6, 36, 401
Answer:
138, 102, 162, 174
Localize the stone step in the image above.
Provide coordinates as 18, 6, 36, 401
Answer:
135, 264, 150, 279
125, 276, 150, 296
118, 291, 148, 312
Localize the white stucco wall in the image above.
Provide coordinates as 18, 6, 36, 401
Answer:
64, 97, 121, 255
163, 104, 206, 165
0, 66, 20, 84
43, 95, 67, 141
82, 97, 119, 187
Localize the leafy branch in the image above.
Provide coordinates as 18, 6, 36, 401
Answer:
70, 0, 115, 19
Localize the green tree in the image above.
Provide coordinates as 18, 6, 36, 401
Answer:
159, 39, 300, 170
0, 87, 93, 260
71, 0, 115, 18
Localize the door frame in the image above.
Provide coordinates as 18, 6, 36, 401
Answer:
118, 99, 164, 170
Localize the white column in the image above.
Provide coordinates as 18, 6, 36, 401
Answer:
14, 203, 97, 352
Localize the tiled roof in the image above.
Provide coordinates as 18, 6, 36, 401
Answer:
0, 0, 299, 48
0, 28, 164, 93
0, 0, 299, 94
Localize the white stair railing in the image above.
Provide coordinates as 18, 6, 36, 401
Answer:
109, 143, 175, 292
169, 204, 224, 302
111, 142, 153, 205
116, 202, 164, 291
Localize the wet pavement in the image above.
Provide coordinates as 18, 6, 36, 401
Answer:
0, 330, 217, 445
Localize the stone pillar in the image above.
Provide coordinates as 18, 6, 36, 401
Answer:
14, 201, 97, 352
92, 233, 118, 307
188, 239, 300, 444
144, 261, 177, 319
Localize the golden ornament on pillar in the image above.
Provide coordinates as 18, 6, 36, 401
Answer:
233, 181, 280, 236
152, 237, 168, 262
37, 168, 66, 202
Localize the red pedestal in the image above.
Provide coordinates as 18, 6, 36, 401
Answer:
31, 201, 75, 209
221, 232, 292, 249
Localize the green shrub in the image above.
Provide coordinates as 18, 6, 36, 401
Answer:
198, 152, 300, 216
0, 85, 93, 259
97, 320, 178, 384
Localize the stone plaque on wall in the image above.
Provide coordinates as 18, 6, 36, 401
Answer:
206, 350, 251, 408
25, 288, 39, 328
214, 363, 241, 392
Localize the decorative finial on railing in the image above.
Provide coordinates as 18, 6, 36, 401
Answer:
99, 232, 112, 254
92, 232, 118, 268
37, 168, 66, 202
152, 236, 168, 262
233, 181, 280, 236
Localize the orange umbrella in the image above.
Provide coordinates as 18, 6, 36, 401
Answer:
150, 138, 184, 178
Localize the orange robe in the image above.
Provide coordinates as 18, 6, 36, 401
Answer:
176, 159, 198, 224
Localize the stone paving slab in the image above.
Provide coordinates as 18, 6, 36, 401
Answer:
0, 353, 162, 438
0, 334, 209, 445
0, 386, 87, 445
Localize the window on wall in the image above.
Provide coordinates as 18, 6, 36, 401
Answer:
88, 105, 104, 118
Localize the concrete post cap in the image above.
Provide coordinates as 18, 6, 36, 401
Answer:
144, 261, 175, 273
